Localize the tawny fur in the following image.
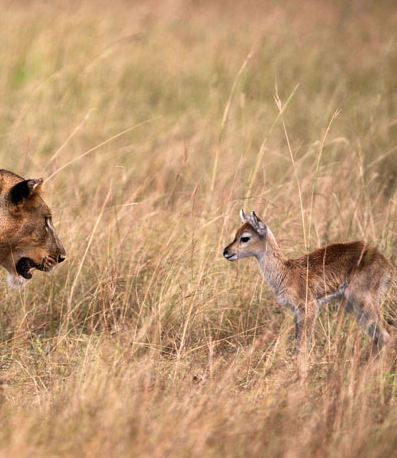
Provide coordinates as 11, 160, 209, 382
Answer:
223, 210, 393, 352
0, 169, 66, 286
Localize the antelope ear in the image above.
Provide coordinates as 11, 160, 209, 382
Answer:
9, 178, 43, 205
249, 211, 267, 237
239, 208, 248, 224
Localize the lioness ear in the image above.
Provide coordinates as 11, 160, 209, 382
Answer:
9, 178, 43, 205
248, 211, 267, 237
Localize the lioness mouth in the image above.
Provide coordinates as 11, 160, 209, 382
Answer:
16, 257, 37, 280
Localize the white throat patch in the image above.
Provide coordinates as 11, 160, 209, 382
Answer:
7, 272, 28, 289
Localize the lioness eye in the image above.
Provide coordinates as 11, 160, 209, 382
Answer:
240, 236, 250, 243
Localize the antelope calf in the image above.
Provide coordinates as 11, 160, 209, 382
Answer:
223, 210, 393, 353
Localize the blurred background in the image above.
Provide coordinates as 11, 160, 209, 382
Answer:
2, 0, 397, 246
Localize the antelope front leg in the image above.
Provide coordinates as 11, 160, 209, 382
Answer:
293, 303, 317, 379
294, 304, 317, 355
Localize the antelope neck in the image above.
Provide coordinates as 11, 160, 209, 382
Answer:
255, 236, 287, 297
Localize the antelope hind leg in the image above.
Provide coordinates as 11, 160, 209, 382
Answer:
344, 295, 389, 351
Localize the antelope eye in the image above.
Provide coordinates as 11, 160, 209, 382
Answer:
240, 236, 250, 243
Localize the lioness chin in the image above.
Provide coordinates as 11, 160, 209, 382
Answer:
0, 169, 65, 288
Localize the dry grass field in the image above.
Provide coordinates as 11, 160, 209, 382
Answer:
0, 0, 397, 456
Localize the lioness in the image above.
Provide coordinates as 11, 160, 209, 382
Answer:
0, 169, 65, 287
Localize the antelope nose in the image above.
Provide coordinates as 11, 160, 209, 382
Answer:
223, 248, 229, 258
57, 254, 66, 263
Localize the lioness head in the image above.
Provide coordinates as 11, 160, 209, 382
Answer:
0, 169, 66, 287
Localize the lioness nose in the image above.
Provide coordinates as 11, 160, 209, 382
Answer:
223, 248, 229, 257
57, 254, 66, 263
